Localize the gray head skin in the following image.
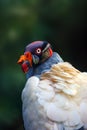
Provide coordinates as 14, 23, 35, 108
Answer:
26, 52, 63, 79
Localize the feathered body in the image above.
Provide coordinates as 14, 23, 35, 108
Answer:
22, 62, 87, 130
18, 41, 87, 130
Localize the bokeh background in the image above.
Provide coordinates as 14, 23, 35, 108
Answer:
0, 0, 86, 130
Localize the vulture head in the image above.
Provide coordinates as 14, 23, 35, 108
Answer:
17, 41, 53, 77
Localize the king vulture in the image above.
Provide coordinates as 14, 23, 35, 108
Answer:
18, 41, 87, 130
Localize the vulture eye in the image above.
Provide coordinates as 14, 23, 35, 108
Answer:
35, 48, 42, 55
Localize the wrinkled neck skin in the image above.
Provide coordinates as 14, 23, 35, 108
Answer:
26, 52, 63, 79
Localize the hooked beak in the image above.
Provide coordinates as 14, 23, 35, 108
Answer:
17, 52, 32, 73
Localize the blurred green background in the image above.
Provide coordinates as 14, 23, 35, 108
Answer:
0, 0, 86, 130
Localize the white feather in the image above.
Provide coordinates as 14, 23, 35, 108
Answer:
22, 62, 87, 130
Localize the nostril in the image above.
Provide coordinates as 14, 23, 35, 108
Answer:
24, 52, 33, 66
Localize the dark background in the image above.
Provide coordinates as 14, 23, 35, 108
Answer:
0, 0, 86, 130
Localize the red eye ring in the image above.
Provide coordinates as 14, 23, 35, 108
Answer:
35, 48, 42, 54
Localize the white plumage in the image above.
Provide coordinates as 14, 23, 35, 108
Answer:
22, 62, 87, 130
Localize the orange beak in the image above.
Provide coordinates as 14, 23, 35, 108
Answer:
17, 52, 32, 73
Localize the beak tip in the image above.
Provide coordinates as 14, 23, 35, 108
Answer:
17, 59, 22, 64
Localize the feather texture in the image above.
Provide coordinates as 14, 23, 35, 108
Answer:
22, 62, 87, 130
